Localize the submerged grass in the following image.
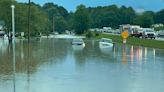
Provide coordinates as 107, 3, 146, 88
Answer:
96, 33, 164, 49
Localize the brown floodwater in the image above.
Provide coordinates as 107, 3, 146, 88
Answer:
0, 38, 164, 92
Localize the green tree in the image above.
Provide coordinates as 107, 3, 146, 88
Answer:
119, 6, 135, 24
73, 5, 89, 34
155, 9, 164, 24
0, 0, 15, 33
133, 11, 154, 28
30, 4, 51, 36
15, 3, 28, 33
55, 17, 68, 34
42, 3, 69, 33
88, 5, 120, 28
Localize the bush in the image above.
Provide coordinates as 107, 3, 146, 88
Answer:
86, 31, 93, 38
95, 32, 100, 36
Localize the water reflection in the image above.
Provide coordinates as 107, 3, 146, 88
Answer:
153, 49, 156, 64
0, 39, 9, 54
128, 45, 157, 65
99, 46, 113, 55
72, 45, 85, 51
122, 44, 127, 64
144, 48, 147, 64
0, 39, 164, 92
130, 46, 134, 64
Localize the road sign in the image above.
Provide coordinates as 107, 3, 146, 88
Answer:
121, 30, 129, 39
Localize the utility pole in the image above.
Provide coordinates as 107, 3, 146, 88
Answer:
28, 0, 31, 42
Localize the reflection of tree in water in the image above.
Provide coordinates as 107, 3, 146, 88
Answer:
0, 39, 68, 79
155, 49, 164, 58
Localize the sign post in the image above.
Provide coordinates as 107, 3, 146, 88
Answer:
121, 30, 129, 44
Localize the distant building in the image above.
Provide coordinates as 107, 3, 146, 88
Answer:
152, 24, 164, 28
119, 24, 130, 32
103, 27, 112, 30
119, 24, 142, 35
89, 28, 102, 32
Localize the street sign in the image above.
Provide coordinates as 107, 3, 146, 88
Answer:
121, 30, 129, 39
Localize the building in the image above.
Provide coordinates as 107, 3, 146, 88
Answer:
119, 24, 130, 32
119, 24, 142, 34
152, 24, 164, 28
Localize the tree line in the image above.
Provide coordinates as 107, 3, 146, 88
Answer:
0, 0, 164, 36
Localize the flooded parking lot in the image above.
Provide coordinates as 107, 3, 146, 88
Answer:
0, 38, 164, 92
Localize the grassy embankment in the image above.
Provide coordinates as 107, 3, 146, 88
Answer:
96, 33, 164, 49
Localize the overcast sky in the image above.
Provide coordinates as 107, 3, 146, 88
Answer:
17, 0, 164, 12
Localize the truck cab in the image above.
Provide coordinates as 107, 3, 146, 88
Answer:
142, 28, 156, 39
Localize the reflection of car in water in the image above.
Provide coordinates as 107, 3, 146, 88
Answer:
99, 46, 113, 55
99, 38, 114, 48
72, 38, 85, 46
99, 38, 114, 55
72, 45, 85, 51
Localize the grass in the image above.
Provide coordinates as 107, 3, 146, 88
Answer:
96, 33, 164, 49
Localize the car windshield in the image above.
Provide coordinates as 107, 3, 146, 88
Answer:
146, 30, 154, 32
100, 38, 113, 43
73, 39, 83, 42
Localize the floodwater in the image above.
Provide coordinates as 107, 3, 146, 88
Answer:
0, 38, 164, 92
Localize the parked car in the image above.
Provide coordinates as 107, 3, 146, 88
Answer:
142, 28, 156, 39
131, 30, 143, 38
157, 30, 164, 38
0, 31, 5, 37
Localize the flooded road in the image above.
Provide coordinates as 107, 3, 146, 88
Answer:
0, 38, 164, 92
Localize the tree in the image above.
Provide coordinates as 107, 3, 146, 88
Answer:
42, 3, 69, 33
133, 11, 154, 28
155, 9, 164, 24
73, 5, 89, 34
54, 17, 68, 34
15, 3, 28, 33
0, 0, 15, 33
119, 6, 135, 24
88, 5, 120, 28
30, 4, 51, 36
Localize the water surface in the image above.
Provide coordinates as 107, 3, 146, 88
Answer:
0, 38, 164, 92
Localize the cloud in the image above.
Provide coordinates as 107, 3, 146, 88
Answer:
135, 6, 145, 14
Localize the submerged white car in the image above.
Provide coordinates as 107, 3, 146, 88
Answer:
72, 38, 85, 47
99, 38, 114, 48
